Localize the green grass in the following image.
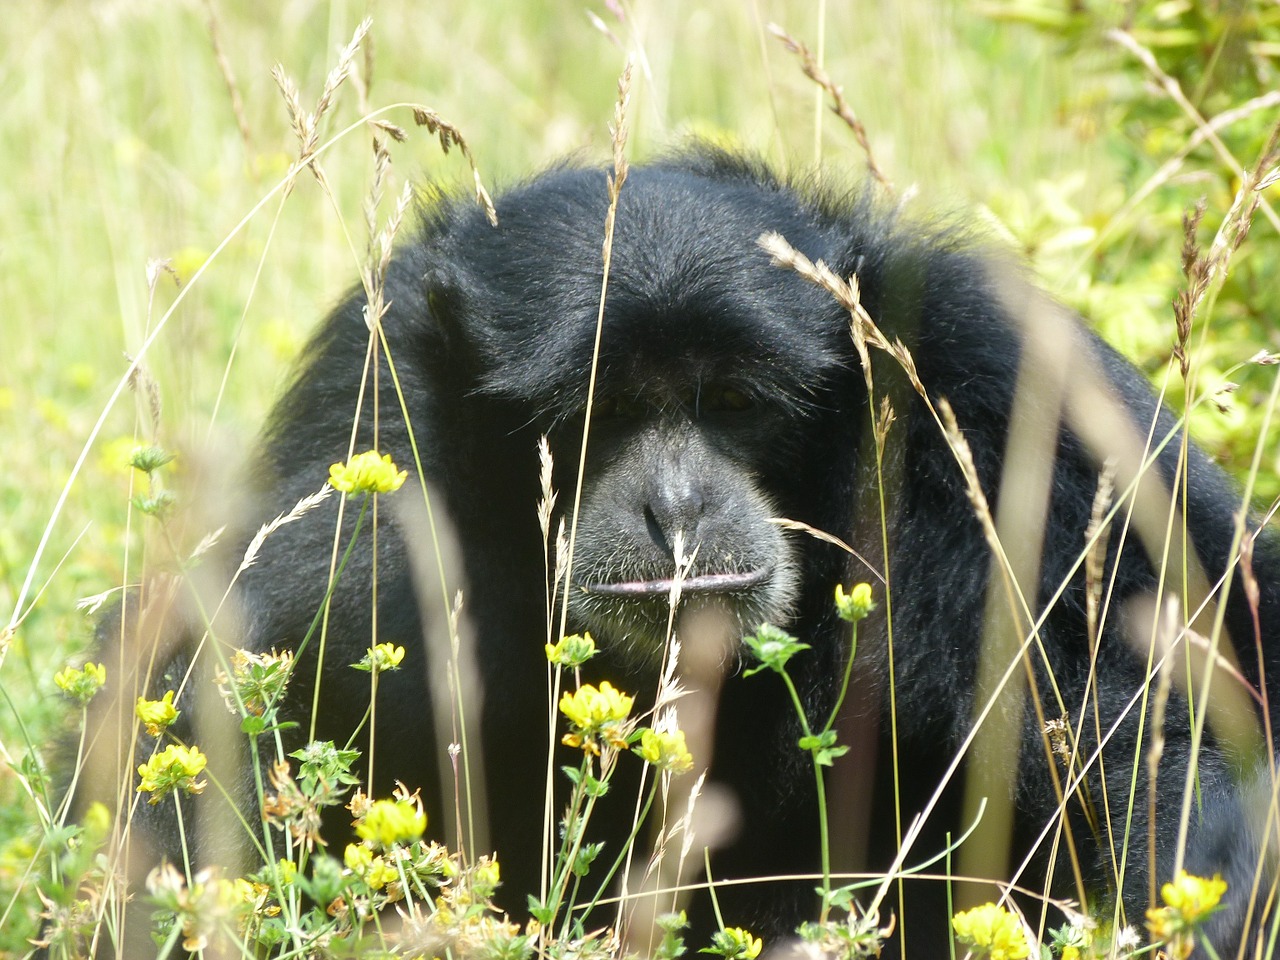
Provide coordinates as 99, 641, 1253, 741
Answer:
3, 1, 1279, 955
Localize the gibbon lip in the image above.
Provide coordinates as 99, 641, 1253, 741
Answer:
582, 566, 772, 598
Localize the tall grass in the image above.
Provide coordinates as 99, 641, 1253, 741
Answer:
4, 1, 1279, 956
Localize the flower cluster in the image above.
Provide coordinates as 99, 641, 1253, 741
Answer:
136, 690, 179, 736
214, 647, 294, 718
128, 444, 175, 473
951, 903, 1030, 960
355, 797, 427, 850
328, 450, 407, 495
742, 623, 810, 677
54, 662, 106, 704
559, 681, 634, 754
137, 744, 208, 804
401, 855, 521, 959
798, 902, 896, 960
344, 842, 399, 891
146, 863, 268, 953
634, 726, 694, 774
1146, 870, 1227, 959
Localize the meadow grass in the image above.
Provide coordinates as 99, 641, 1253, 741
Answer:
4, 1, 1280, 956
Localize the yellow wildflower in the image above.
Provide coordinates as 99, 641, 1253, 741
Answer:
559, 681, 634, 753
635, 726, 694, 774
1146, 871, 1227, 959
355, 797, 427, 849
137, 744, 208, 804
328, 450, 407, 495
1159, 870, 1227, 918
54, 662, 106, 704
951, 903, 1030, 960
472, 856, 501, 900
354, 642, 406, 674
834, 582, 875, 622
136, 690, 179, 736
344, 843, 398, 890
704, 926, 763, 960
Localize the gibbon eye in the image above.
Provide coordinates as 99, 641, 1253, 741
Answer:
700, 384, 753, 414
711, 386, 753, 412
589, 395, 646, 421
678, 383, 756, 416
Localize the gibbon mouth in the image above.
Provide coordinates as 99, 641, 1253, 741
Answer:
582, 566, 772, 598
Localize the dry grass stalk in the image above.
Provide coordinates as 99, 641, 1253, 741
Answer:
767, 22, 892, 191
1068, 89, 1280, 279
1110, 28, 1280, 236
411, 107, 498, 226
200, 0, 252, 157
125, 358, 164, 442
556, 55, 633, 646
361, 146, 413, 333
1080, 463, 1117, 867
769, 517, 883, 585
1171, 199, 1208, 379
237, 486, 333, 577
271, 17, 370, 197
1145, 597, 1177, 908
536, 436, 557, 544
314, 19, 372, 152
186, 525, 226, 565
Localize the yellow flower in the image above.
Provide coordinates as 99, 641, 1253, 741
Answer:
354, 642, 406, 674
834, 582, 875, 622
136, 744, 208, 804
328, 450, 407, 495
1146, 871, 1227, 958
545, 632, 598, 667
55, 662, 106, 704
705, 926, 763, 960
355, 798, 427, 849
344, 843, 398, 890
635, 727, 695, 774
471, 856, 501, 900
558, 681, 634, 753
1160, 870, 1226, 918
136, 690, 179, 736
951, 903, 1030, 960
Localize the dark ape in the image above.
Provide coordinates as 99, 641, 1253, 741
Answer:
89, 150, 1279, 954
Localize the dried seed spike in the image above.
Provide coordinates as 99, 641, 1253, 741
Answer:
609, 57, 634, 191
767, 21, 892, 191
271, 63, 308, 149
410, 106, 497, 225
314, 17, 372, 129
369, 118, 408, 143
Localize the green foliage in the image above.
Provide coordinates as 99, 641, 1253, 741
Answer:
5, 0, 1280, 954
985, 0, 1280, 503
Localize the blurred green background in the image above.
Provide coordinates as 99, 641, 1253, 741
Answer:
3, 0, 1280, 949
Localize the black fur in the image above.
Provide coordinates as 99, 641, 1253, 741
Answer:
83, 149, 1280, 955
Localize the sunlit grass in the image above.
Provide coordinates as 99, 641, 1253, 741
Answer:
4, 0, 1277, 954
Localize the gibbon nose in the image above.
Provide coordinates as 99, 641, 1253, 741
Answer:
643, 477, 707, 558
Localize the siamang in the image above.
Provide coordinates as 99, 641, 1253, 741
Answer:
83, 149, 1279, 955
